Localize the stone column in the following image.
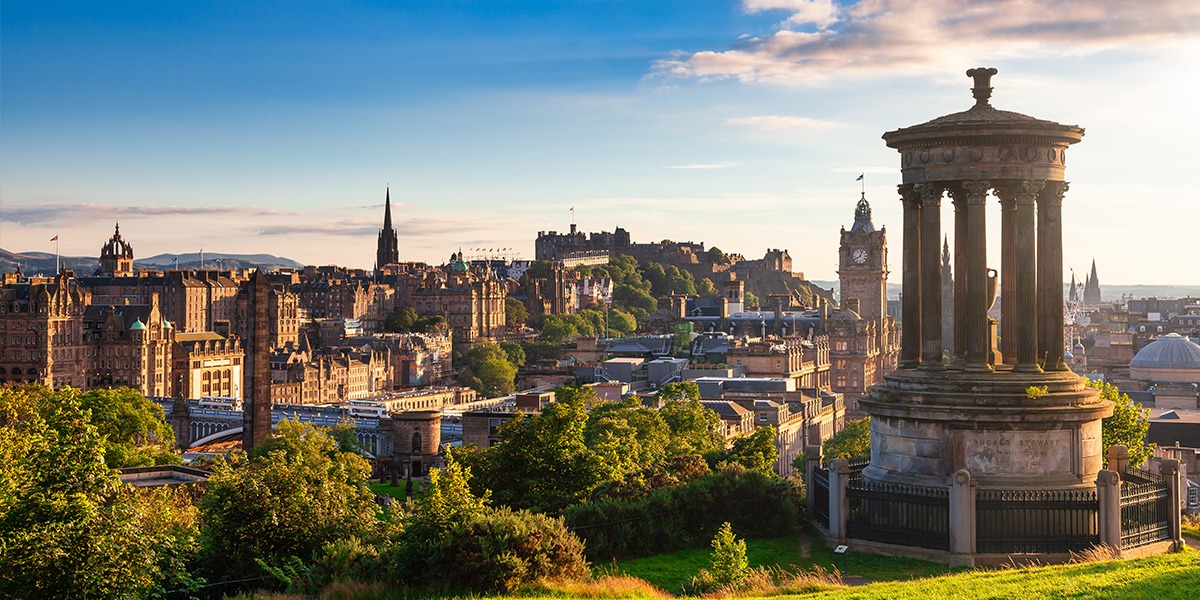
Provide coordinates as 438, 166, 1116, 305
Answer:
1107, 444, 1130, 473
997, 189, 1017, 364
828, 458, 851, 542
805, 445, 823, 519
1161, 459, 1185, 550
951, 188, 969, 367
1096, 469, 1122, 550
949, 469, 977, 556
916, 183, 944, 369
960, 181, 992, 371
899, 185, 922, 369
1037, 182, 1068, 370
1012, 180, 1044, 372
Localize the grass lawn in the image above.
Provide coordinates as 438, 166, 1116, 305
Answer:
369, 482, 410, 499
611, 529, 952, 594
791, 548, 1200, 599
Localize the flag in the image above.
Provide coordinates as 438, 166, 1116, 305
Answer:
50, 235, 58, 241
856, 174, 864, 181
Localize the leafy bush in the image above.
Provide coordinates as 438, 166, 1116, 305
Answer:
392, 506, 588, 594
563, 465, 799, 560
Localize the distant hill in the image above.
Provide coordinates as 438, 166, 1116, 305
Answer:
0, 248, 304, 276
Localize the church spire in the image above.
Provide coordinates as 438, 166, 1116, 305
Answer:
375, 187, 400, 278
383, 187, 393, 230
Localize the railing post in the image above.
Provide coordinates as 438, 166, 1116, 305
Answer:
829, 458, 851, 542
949, 469, 976, 556
1107, 445, 1129, 473
1160, 459, 1184, 550
1096, 469, 1122, 551
805, 445, 823, 519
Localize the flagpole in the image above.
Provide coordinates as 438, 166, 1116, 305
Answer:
55, 237, 60, 275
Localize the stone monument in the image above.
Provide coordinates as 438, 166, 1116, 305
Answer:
862, 68, 1113, 491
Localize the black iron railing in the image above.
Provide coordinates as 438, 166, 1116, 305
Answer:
1120, 478, 1171, 549
976, 488, 1098, 554
847, 479, 949, 551
812, 466, 830, 529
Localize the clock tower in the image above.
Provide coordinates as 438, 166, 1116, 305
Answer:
838, 193, 888, 322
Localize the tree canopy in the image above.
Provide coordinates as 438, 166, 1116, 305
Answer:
1092, 380, 1155, 467
823, 417, 870, 461
198, 419, 379, 580
0, 385, 198, 599
457, 343, 518, 397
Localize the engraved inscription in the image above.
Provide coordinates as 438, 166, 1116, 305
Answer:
963, 430, 1073, 475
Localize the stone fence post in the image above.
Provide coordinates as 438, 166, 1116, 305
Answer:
1096, 469, 1121, 550
805, 445, 822, 519
1160, 459, 1184, 550
1107, 445, 1129, 473
949, 469, 976, 556
828, 458, 851, 542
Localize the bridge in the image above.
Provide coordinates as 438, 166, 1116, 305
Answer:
153, 398, 383, 457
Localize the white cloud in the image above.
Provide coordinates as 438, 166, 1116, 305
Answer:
663, 162, 741, 169
744, 0, 841, 29
653, 0, 1200, 84
726, 115, 842, 131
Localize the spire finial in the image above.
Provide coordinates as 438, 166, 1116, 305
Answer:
382, 187, 393, 230
966, 67, 998, 108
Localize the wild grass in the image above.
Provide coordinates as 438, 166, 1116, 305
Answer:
1182, 513, 1200, 540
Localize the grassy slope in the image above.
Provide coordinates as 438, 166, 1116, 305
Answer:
613, 533, 952, 593
794, 549, 1200, 600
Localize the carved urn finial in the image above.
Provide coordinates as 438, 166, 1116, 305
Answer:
966, 67, 998, 109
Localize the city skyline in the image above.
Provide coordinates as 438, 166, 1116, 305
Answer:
3, 1, 1199, 284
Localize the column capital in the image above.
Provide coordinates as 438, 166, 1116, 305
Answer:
913, 182, 944, 207
994, 179, 1044, 206
1038, 180, 1069, 205
898, 183, 921, 208
949, 180, 991, 205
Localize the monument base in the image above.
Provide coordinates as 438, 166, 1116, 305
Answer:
862, 368, 1111, 490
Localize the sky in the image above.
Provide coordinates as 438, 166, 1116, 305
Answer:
2, 1, 1199, 285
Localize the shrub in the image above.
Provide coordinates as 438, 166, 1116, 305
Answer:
397, 506, 589, 593
563, 465, 799, 560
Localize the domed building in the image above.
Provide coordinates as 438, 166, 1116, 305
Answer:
1128, 333, 1200, 410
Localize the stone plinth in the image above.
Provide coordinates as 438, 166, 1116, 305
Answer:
861, 369, 1111, 490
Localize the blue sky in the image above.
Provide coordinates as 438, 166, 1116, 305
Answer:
3, 1, 1199, 285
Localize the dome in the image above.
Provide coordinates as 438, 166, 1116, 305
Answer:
129, 318, 146, 331
1130, 334, 1200, 370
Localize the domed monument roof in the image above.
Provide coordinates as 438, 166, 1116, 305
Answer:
1130, 333, 1200, 370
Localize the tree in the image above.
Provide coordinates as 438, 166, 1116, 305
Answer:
824, 417, 871, 460
1092, 380, 1155, 467
498, 341, 527, 369
470, 395, 605, 513
744, 290, 760, 310
708, 522, 749, 587
198, 419, 378, 580
385, 306, 420, 332
504, 297, 528, 330
77, 387, 180, 468
697, 277, 719, 298
608, 308, 637, 336
656, 382, 725, 459
410, 455, 489, 536
707, 247, 728, 265
726, 426, 778, 474
458, 343, 518, 397
0, 385, 199, 599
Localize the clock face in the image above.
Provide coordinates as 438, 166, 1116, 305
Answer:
852, 248, 868, 264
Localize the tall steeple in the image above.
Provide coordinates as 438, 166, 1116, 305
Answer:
376, 187, 400, 278
850, 192, 875, 233
1083, 259, 1101, 305
383, 187, 393, 230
